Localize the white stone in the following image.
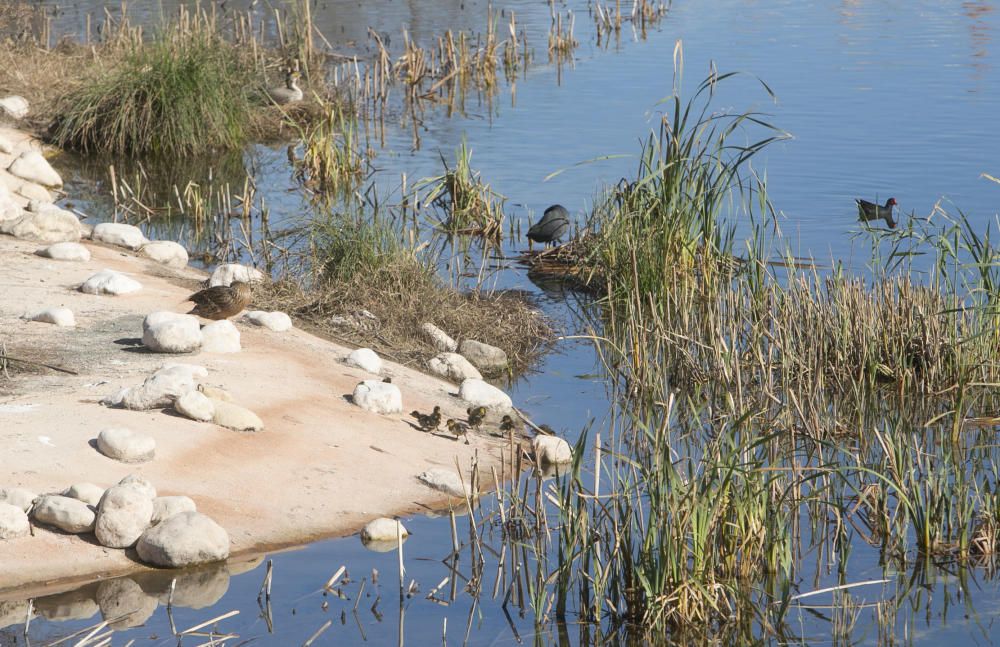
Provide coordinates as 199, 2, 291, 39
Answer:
175, 390, 215, 422
0, 95, 29, 119
459, 378, 513, 412
118, 474, 157, 499
158, 363, 209, 380
0, 487, 37, 512
96, 578, 158, 629
97, 427, 156, 463
0, 206, 80, 242
352, 380, 402, 414
136, 511, 230, 567
346, 347, 382, 374
421, 322, 458, 352
32, 495, 96, 533
142, 312, 202, 353
427, 352, 482, 381
28, 307, 75, 326
95, 485, 154, 548
8, 150, 61, 187
101, 387, 129, 407
208, 263, 265, 287
80, 269, 142, 295
121, 364, 200, 410
15, 181, 52, 203
91, 222, 148, 250
200, 320, 241, 353
211, 400, 263, 431
458, 339, 509, 373
139, 240, 188, 268
0, 133, 14, 154
64, 483, 106, 506
151, 495, 197, 524
532, 435, 573, 465
361, 517, 409, 542
198, 384, 232, 401
0, 503, 29, 539
36, 241, 90, 261
244, 310, 292, 332
418, 467, 468, 498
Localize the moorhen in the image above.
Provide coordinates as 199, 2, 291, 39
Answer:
527, 204, 570, 248
856, 197, 898, 228
186, 281, 252, 320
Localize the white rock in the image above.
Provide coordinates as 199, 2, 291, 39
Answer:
361, 517, 409, 541
417, 467, 468, 498
97, 427, 156, 463
158, 363, 209, 380
0, 198, 19, 223
175, 390, 215, 422
15, 181, 52, 203
32, 495, 96, 533
0, 503, 29, 539
28, 307, 75, 326
0, 133, 14, 154
458, 339, 509, 373
95, 485, 154, 548
151, 495, 197, 524
211, 400, 263, 431
96, 577, 158, 629
36, 241, 90, 261
352, 380, 402, 414
198, 384, 232, 401
208, 263, 265, 287
101, 387, 128, 407
142, 312, 202, 353
121, 364, 200, 410
427, 352, 482, 381
346, 347, 382, 374
136, 511, 230, 567
0, 206, 80, 242
0, 487, 37, 512
64, 483, 106, 506
8, 150, 61, 187
421, 322, 458, 352
0, 95, 29, 119
139, 240, 188, 268
200, 320, 241, 353
532, 435, 573, 465
118, 474, 157, 499
244, 310, 292, 332
80, 269, 142, 295
459, 378, 513, 412
91, 222, 149, 250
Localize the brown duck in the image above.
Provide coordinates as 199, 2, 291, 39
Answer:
186, 281, 252, 320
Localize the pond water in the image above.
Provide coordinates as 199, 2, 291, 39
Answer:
5, 0, 1000, 645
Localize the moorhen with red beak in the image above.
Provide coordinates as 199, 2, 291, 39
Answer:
856, 197, 898, 228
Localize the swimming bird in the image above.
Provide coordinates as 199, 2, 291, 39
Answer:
467, 406, 486, 429
447, 419, 470, 444
268, 70, 303, 105
527, 204, 570, 249
186, 281, 252, 320
499, 415, 516, 434
856, 198, 897, 228
410, 406, 441, 431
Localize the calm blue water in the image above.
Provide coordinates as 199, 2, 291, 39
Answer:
5, 0, 1000, 644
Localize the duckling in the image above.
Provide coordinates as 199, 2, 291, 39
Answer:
499, 415, 516, 434
410, 406, 441, 431
382, 377, 392, 383
447, 419, 470, 444
268, 70, 303, 105
466, 406, 486, 429
186, 281, 252, 320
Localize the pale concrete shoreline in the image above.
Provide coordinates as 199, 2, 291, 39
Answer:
0, 126, 510, 597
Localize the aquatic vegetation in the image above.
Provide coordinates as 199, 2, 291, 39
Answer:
289, 98, 369, 199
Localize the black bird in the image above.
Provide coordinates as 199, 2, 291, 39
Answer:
447, 419, 470, 444
467, 406, 486, 429
410, 406, 441, 431
499, 415, 516, 434
527, 204, 570, 248
856, 197, 897, 229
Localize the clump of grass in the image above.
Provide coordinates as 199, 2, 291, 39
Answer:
416, 139, 506, 241
289, 99, 368, 199
50, 12, 257, 156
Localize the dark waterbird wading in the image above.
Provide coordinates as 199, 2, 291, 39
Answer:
527, 204, 570, 249
186, 281, 252, 320
856, 197, 898, 228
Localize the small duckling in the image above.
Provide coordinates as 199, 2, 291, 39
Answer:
447, 419, 470, 444
382, 377, 392, 383
410, 406, 441, 431
499, 415, 516, 434
466, 406, 486, 429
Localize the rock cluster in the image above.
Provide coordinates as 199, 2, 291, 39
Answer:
419, 322, 509, 378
